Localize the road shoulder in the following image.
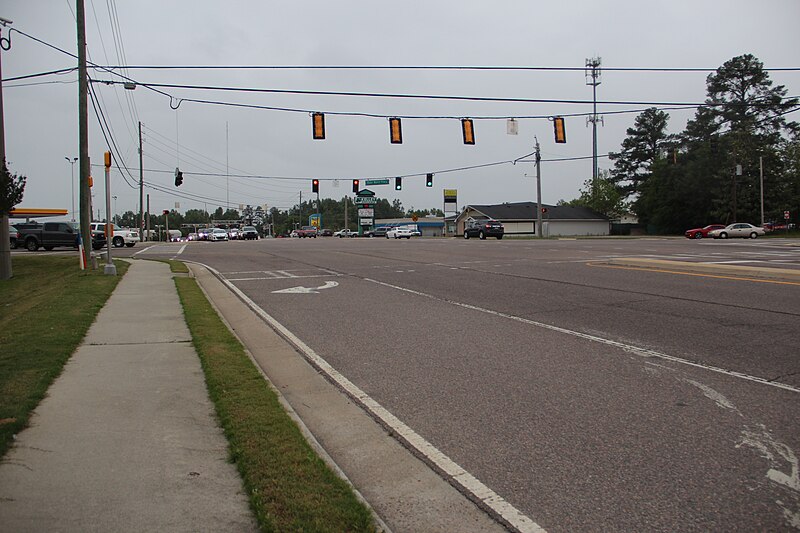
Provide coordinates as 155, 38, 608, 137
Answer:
188, 262, 508, 533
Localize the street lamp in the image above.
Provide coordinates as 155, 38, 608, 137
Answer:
65, 156, 78, 221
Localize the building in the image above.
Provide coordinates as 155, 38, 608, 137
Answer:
373, 216, 445, 237
455, 202, 609, 237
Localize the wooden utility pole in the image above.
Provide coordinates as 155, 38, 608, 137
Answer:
0, 18, 12, 280
139, 121, 144, 241
77, 0, 92, 267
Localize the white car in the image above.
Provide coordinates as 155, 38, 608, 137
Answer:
90, 222, 140, 248
387, 226, 414, 239
209, 228, 229, 241
708, 223, 765, 239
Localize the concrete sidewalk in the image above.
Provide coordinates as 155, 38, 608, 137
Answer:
0, 260, 256, 532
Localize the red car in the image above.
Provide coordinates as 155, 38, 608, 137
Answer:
685, 224, 726, 239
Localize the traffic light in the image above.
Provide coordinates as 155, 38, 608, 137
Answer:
174, 168, 183, 186
553, 117, 567, 143
352, 179, 359, 193
389, 117, 403, 144
312, 112, 325, 140
395, 177, 402, 190
426, 173, 433, 187
312, 179, 320, 193
461, 119, 475, 145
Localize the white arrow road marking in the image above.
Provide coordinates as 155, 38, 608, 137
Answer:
271, 281, 338, 294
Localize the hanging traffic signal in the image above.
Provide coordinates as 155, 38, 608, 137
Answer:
553, 117, 567, 143
352, 179, 359, 193
312, 179, 319, 193
174, 168, 183, 186
389, 117, 403, 144
426, 173, 433, 187
395, 177, 402, 190
461, 119, 475, 145
312, 112, 325, 140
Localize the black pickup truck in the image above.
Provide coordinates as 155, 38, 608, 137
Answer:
17, 222, 107, 251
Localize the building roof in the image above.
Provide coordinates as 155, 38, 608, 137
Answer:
464, 202, 607, 221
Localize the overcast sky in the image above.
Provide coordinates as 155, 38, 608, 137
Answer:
2, 0, 799, 223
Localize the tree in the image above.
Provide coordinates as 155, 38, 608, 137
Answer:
608, 108, 674, 199
678, 54, 799, 224
1, 159, 27, 280
561, 170, 626, 218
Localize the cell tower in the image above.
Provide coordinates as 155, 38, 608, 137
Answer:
585, 57, 603, 198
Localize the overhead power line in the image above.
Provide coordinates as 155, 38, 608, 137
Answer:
95, 64, 800, 73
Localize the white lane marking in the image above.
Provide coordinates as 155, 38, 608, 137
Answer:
172, 244, 187, 257
272, 281, 339, 294
132, 245, 156, 256
227, 273, 339, 281
198, 263, 545, 533
364, 278, 800, 394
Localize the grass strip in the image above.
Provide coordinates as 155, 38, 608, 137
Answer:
0, 255, 128, 458
148, 258, 190, 273
174, 276, 376, 533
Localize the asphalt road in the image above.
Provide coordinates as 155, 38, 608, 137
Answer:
49, 237, 800, 531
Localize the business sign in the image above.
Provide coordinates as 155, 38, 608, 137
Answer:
358, 208, 374, 218
365, 179, 390, 186
785, 211, 791, 220
309, 214, 321, 227
444, 189, 457, 203
355, 196, 376, 205
359, 218, 372, 226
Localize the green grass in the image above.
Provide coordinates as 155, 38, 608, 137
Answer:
147, 258, 190, 273
0, 255, 128, 458
174, 276, 376, 533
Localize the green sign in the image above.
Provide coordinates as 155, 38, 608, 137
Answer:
365, 179, 390, 186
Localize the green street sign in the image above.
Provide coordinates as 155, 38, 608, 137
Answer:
365, 179, 390, 186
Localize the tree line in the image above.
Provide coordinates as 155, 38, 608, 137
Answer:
563, 54, 799, 233
115, 198, 443, 236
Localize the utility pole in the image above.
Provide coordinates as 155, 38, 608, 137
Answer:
535, 137, 543, 238
65, 157, 78, 221
77, 0, 92, 268
0, 17, 13, 280
759, 156, 764, 226
226, 121, 229, 210
103, 152, 116, 275
146, 194, 150, 240
344, 196, 348, 230
585, 57, 603, 200
138, 121, 144, 241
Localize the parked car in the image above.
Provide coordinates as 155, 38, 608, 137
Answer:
368, 226, 390, 238
90, 222, 140, 248
228, 228, 240, 240
334, 228, 358, 238
9, 224, 20, 249
387, 226, 415, 239
240, 226, 259, 240
464, 218, 504, 240
319, 228, 334, 237
295, 226, 318, 238
708, 223, 765, 239
684, 224, 726, 239
209, 228, 229, 241
18, 221, 106, 251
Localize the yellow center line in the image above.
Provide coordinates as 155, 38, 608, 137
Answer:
587, 262, 800, 286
